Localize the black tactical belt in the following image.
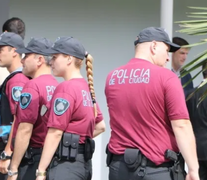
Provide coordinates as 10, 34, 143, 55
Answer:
112, 154, 174, 168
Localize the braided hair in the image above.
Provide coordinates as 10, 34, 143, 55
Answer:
85, 52, 97, 118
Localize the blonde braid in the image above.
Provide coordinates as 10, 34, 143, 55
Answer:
85, 52, 97, 118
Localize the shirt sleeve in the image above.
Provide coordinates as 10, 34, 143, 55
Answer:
6, 81, 26, 115
18, 86, 40, 124
165, 75, 190, 121
95, 102, 104, 124
47, 92, 75, 131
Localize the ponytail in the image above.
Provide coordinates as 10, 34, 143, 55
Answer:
85, 52, 97, 118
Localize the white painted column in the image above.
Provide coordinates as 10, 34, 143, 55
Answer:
0, 0, 10, 84
160, 0, 173, 70
160, 1, 188, 172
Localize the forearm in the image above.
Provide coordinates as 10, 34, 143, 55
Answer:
172, 120, 198, 172
38, 128, 63, 172
10, 123, 33, 171
93, 120, 105, 138
4, 117, 16, 156
93, 129, 104, 138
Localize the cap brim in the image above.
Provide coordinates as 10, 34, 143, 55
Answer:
16, 48, 32, 54
0, 42, 8, 46
16, 48, 51, 56
166, 42, 180, 52
44, 48, 60, 55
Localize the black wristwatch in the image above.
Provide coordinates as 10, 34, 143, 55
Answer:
0, 151, 11, 160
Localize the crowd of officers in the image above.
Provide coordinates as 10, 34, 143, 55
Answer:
0, 18, 204, 180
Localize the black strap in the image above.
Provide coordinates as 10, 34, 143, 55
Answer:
112, 154, 174, 168
0, 71, 22, 93
0, 71, 22, 126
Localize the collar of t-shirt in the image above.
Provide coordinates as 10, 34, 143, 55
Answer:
11, 67, 23, 74
171, 68, 181, 77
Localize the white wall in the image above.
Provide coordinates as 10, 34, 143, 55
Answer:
9, 0, 205, 179
0, 0, 10, 83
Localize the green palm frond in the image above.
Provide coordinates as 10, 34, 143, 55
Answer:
175, 6, 207, 102
187, 7, 207, 10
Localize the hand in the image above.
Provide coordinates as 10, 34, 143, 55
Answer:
7, 174, 18, 180
36, 176, 46, 180
185, 171, 200, 180
0, 159, 10, 174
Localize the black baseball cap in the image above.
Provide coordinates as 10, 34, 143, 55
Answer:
0, 32, 24, 49
134, 27, 180, 52
45, 37, 86, 60
16, 37, 53, 56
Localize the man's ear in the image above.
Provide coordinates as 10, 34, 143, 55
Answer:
12, 48, 19, 58
36, 55, 44, 66
150, 41, 157, 55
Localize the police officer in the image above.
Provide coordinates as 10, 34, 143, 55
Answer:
35, 37, 105, 180
105, 27, 199, 180
7, 37, 59, 180
0, 32, 29, 180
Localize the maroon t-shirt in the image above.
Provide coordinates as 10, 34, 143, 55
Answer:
12, 74, 58, 150
105, 58, 189, 165
5, 73, 29, 115
47, 78, 103, 144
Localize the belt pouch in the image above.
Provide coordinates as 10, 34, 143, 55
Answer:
69, 134, 80, 161
124, 148, 141, 172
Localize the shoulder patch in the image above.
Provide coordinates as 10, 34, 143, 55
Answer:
12, 86, 23, 102
20, 93, 32, 109
54, 98, 70, 116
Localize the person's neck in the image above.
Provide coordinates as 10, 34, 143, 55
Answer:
134, 53, 153, 64
7, 58, 22, 73
172, 64, 181, 72
64, 69, 82, 81
32, 66, 51, 79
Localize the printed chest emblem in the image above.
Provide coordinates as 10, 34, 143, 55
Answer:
20, 93, 32, 109
12, 86, 23, 102
54, 98, 70, 116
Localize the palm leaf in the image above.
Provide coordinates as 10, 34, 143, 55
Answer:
186, 80, 207, 101
182, 41, 207, 48
180, 49, 207, 71
175, 20, 207, 23
180, 58, 207, 78
197, 89, 207, 107
187, 15, 207, 19
187, 12, 207, 15
175, 6, 207, 102
182, 69, 203, 88
187, 7, 207, 10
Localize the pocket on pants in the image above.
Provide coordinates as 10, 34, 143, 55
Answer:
142, 167, 171, 180
47, 166, 57, 180
85, 159, 92, 180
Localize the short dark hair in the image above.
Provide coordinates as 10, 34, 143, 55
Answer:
2, 17, 25, 39
173, 37, 189, 46
202, 61, 207, 79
